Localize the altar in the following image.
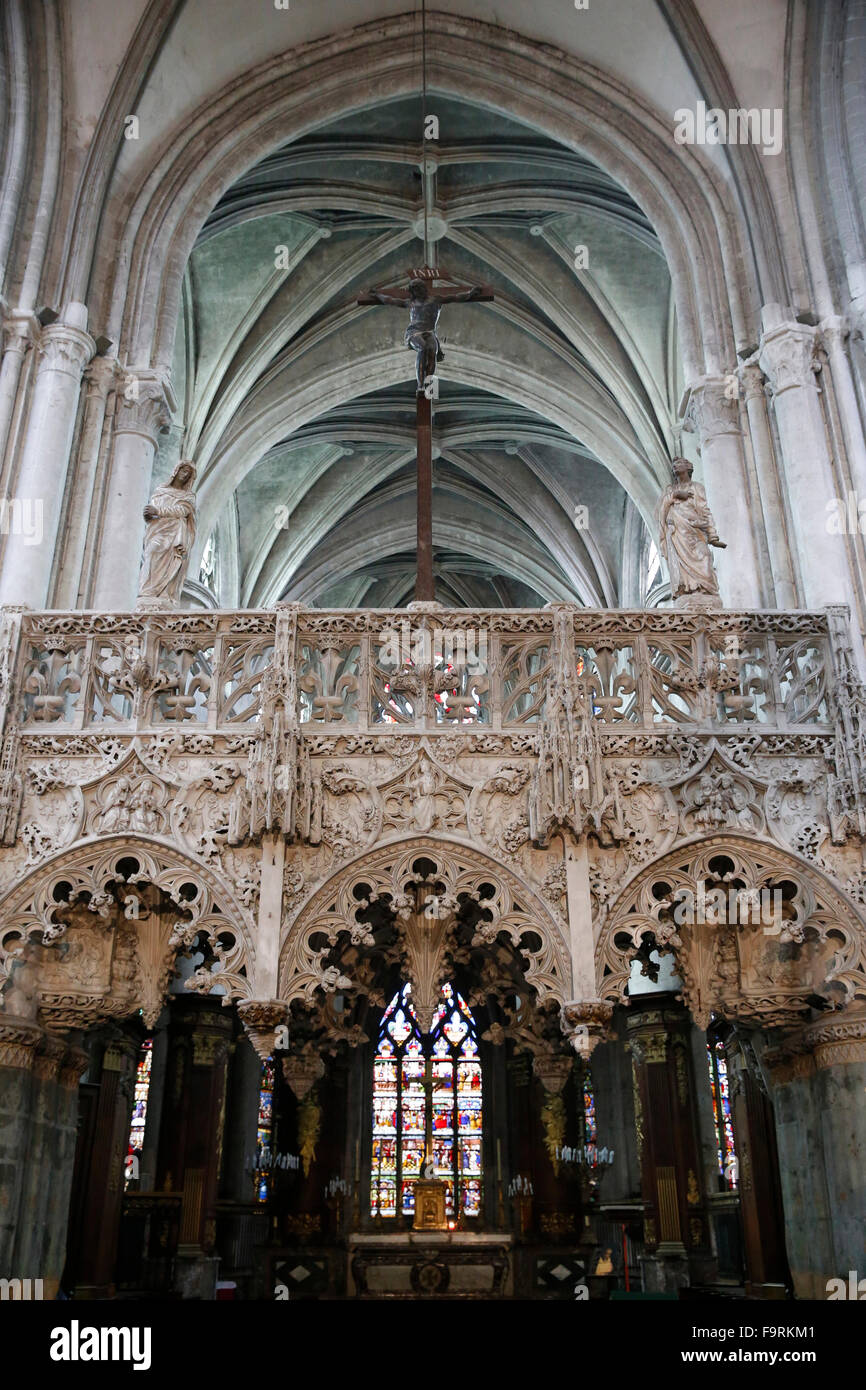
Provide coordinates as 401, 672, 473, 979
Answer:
348, 1232, 513, 1299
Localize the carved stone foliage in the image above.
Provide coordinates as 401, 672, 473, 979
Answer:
0, 839, 253, 1029
20, 784, 85, 864
825, 605, 866, 842
599, 837, 866, 1028
278, 838, 570, 1007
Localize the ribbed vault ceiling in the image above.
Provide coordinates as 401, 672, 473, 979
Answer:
164, 94, 681, 608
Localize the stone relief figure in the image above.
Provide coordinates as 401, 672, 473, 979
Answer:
129, 779, 164, 834
656, 457, 725, 601
137, 459, 197, 606
690, 771, 755, 831
1, 952, 40, 1018
411, 757, 438, 833
97, 776, 132, 832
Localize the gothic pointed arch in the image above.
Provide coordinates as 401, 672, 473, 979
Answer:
597, 832, 866, 1029
0, 834, 254, 1029
89, 12, 759, 379
278, 835, 571, 1006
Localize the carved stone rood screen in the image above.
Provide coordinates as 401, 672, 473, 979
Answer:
2, 600, 866, 1056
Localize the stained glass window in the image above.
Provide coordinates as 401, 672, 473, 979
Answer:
125, 1037, 152, 1188
371, 981, 482, 1220
255, 1058, 276, 1203
707, 1039, 738, 1189
583, 1068, 597, 1144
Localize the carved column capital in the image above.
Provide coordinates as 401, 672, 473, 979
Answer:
237, 998, 288, 1061
819, 314, 850, 354
59, 1043, 90, 1089
758, 322, 820, 395
32, 1033, 67, 1083
759, 1016, 864, 1084
84, 355, 120, 401
683, 375, 741, 440
1, 310, 39, 358
738, 362, 767, 402
114, 368, 176, 442
532, 1052, 574, 1093
0, 1016, 43, 1068
282, 1051, 325, 1099
802, 1010, 866, 1070
36, 322, 96, 379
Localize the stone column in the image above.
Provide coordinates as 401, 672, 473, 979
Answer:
738, 363, 798, 608
758, 313, 854, 609
726, 1037, 790, 1297
766, 1011, 866, 1299
54, 356, 118, 609
684, 376, 763, 608
91, 368, 175, 611
69, 1022, 142, 1298
821, 315, 866, 505
626, 1000, 713, 1292
0, 1017, 42, 1274
0, 1018, 87, 1298
589, 1024, 640, 1206
0, 311, 36, 473
155, 996, 234, 1299
220, 1033, 262, 1203
0, 307, 95, 608
564, 837, 596, 1000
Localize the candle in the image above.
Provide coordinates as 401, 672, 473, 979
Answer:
354, 1138, 360, 1182
496, 1138, 502, 1183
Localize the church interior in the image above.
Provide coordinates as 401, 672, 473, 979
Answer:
1, 0, 866, 1306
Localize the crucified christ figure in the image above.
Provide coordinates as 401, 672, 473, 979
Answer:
358, 268, 493, 391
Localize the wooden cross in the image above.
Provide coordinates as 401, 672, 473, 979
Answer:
358, 267, 494, 601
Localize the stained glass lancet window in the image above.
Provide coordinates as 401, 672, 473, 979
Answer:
255, 1058, 275, 1202
583, 1068, 597, 1144
707, 1039, 738, 1189
125, 1037, 152, 1188
371, 981, 482, 1220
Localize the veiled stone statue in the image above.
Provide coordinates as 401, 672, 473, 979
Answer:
137, 459, 197, 607
656, 457, 726, 604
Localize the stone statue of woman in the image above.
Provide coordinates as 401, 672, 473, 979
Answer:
137, 459, 197, 607
656, 457, 726, 604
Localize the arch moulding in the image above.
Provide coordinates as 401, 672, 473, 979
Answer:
91, 13, 757, 376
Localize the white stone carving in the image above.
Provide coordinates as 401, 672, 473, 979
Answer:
137, 460, 197, 607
